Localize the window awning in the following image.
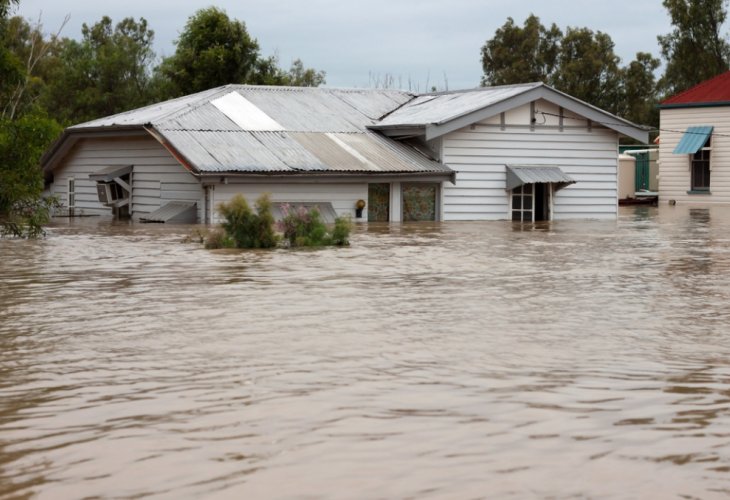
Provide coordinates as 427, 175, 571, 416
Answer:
88, 164, 133, 182
505, 165, 576, 192
672, 126, 713, 154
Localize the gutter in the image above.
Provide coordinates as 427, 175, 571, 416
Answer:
198, 170, 457, 184
659, 101, 730, 109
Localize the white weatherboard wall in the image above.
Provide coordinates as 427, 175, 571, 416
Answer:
658, 107, 730, 204
50, 135, 203, 220
212, 183, 367, 224
440, 99, 619, 220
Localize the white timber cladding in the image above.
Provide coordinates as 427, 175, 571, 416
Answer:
50, 135, 203, 220
439, 99, 619, 220
658, 107, 730, 204
211, 183, 368, 224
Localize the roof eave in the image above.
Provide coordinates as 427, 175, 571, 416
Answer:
659, 101, 730, 109
198, 170, 456, 184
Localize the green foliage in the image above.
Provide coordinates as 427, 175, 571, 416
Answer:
620, 52, 661, 128
159, 7, 326, 96
0, 0, 18, 19
212, 196, 352, 250
480, 15, 562, 86
159, 7, 260, 96
218, 193, 279, 249
1, 195, 60, 238
41, 16, 157, 124
552, 27, 623, 114
331, 215, 353, 246
480, 15, 660, 125
658, 0, 730, 96
279, 204, 352, 247
0, 111, 63, 237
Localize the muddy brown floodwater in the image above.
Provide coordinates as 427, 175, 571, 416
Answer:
1, 205, 730, 499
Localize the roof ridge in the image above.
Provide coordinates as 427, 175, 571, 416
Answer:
418, 82, 543, 97
152, 85, 234, 125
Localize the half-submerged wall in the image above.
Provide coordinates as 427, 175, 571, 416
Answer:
658, 107, 730, 204
440, 99, 619, 220
49, 135, 203, 220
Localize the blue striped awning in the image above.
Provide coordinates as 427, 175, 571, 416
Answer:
673, 126, 713, 154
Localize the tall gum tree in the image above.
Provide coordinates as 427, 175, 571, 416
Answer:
658, 0, 730, 95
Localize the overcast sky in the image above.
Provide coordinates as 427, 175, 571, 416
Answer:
15, 1, 681, 90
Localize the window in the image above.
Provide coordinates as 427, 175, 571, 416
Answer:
512, 184, 533, 222
691, 136, 711, 192
67, 177, 76, 214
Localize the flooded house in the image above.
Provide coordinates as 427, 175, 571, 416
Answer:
41, 83, 647, 223
658, 70, 730, 205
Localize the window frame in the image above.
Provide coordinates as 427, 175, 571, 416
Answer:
689, 137, 712, 193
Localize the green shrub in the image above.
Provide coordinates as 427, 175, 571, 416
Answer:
203, 228, 234, 249
217, 194, 279, 249
331, 215, 353, 246
213, 195, 353, 250
279, 203, 352, 247
0, 196, 60, 238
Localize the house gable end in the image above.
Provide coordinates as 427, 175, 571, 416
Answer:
423, 86, 648, 143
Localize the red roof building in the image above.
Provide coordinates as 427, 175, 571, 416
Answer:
660, 71, 730, 108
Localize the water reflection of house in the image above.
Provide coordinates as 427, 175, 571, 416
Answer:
658, 71, 730, 205
41, 83, 646, 223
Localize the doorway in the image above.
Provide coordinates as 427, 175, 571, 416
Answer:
368, 183, 390, 222
512, 183, 551, 222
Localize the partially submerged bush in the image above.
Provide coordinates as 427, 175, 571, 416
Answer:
0, 196, 60, 238
203, 228, 233, 249
279, 203, 352, 247
208, 194, 353, 250
218, 194, 279, 249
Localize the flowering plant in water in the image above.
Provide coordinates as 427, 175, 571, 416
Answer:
204, 195, 352, 249
278, 203, 351, 247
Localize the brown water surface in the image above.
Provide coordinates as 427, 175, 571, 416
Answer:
1, 206, 730, 498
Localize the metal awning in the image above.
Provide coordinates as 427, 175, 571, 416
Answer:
505, 165, 576, 192
673, 126, 713, 154
139, 201, 197, 223
270, 202, 338, 224
88, 164, 133, 182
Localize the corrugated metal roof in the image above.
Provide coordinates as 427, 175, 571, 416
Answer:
377, 83, 541, 127
672, 126, 713, 154
505, 165, 576, 191
661, 71, 730, 106
211, 92, 285, 131
139, 201, 197, 223
70, 87, 228, 129
62, 85, 451, 176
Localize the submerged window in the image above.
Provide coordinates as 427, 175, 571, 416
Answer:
691, 136, 711, 192
512, 184, 533, 222
67, 177, 76, 213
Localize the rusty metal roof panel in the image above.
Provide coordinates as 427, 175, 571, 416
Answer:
377, 83, 541, 127
289, 132, 368, 171
334, 133, 449, 172
250, 131, 329, 171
